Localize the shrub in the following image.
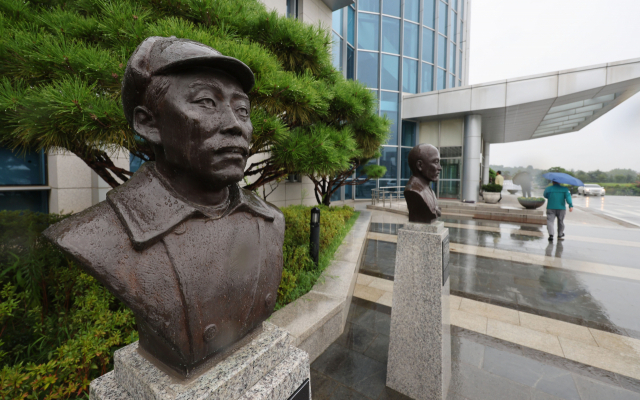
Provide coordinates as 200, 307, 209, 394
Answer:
0, 206, 358, 398
482, 183, 503, 193
0, 211, 138, 399
277, 205, 357, 308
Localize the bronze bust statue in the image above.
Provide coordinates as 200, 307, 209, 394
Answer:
43, 37, 285, 377
404, 144, 442, 224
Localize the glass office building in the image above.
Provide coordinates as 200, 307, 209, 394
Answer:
331, 0, 468, 200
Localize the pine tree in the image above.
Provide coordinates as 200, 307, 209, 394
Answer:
0, 0, 389, 201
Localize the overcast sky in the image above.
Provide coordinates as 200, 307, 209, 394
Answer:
468, 0, 640, 172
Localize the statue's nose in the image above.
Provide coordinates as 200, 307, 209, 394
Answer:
220, 107, 243, 136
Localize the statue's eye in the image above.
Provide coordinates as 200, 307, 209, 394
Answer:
237, 107, 249, 118
195, 98, 215, 107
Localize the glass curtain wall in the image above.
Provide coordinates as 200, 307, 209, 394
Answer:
331, 0, 467, 201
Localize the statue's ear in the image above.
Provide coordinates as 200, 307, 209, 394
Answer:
133, 106, 161, 145
415, 159, 424, 172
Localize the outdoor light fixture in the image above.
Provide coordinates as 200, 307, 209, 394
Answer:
310, 207, 321, 265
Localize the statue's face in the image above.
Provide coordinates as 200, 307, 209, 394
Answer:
417, 147, 442, 182
154, 68, 252, 188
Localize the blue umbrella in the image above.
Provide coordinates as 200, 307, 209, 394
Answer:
543, 172, 584, 187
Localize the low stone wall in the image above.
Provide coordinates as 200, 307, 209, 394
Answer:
269, 211, 371, 362
367, 202, 546, 225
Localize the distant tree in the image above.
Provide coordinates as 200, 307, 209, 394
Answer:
614, 175, 626, 183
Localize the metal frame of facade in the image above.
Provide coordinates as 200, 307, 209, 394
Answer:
332, 0, 469, 201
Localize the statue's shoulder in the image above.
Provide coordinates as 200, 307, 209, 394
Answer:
43, 200, 129, 268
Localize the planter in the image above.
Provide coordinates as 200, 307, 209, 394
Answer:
518, 198, 545, 209
507, 189, 519, 194
483, 192, 501, 204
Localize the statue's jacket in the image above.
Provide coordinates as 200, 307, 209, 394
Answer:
43, 163, 285, 374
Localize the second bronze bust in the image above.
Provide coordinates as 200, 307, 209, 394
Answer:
404, 143, 442, 224
43, 37, 285, 377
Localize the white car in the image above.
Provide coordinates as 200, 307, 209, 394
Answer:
578, 184, 606, 196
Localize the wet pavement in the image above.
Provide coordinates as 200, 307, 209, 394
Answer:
311, 297, 640, 400
310, 211, 640, 399
572, 195, 640, 228
364, 218, 640, 338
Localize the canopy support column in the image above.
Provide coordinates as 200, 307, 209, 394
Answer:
482, 141, 491, 185
462, 115, 482, 202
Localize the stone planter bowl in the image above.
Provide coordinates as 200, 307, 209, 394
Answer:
518, 198, 545, 209
507, 189, 519, 194
483, 192, 501, 204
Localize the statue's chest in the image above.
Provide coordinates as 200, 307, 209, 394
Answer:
161, 213, 262, 325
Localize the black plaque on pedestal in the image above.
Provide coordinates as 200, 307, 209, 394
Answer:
442, 235, 450, 285
288, 378, 310, 400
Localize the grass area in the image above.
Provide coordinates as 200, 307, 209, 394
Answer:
275, 207, 360, 310
594, 183, 635, 187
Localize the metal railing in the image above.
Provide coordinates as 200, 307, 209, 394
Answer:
371, 186, 406, 208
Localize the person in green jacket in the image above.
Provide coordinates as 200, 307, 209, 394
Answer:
543, 182, 573, 241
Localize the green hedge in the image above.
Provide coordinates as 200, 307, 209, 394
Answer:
481, 183, 503, 193
277, 205, 357, 309
0, 211, 138, 399
0, 205, 357, 398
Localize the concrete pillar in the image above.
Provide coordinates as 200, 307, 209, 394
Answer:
482, 141, 491, 185
462, 115, 482, 202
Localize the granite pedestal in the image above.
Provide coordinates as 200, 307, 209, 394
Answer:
386, 221, 451, 400
90, 322, 310, 400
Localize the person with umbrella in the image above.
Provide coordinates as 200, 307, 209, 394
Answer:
543, 172, 581, 241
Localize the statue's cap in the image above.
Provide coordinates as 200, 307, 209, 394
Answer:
122, 36, 255, 126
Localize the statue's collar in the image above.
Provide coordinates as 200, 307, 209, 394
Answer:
107, 162, 276, 250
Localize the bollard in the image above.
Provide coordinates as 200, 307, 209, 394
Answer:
309, 207, 320, 265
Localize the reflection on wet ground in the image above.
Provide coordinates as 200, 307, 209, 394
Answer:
311, 298, 640, 400
364, 219, 640, 338
310, 214, 640, 399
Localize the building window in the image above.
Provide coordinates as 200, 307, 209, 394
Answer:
424, 0, 436, 29
0, 190, 49, 213
382, 17, 401, 54
358, 13, 380, 50
0, 147, 48, 212
333, 32, 343, 71
401, 121, 417, 147
438, 1, 448, 35
381, 54, 400, 91
403, 22, 419, 58
287, 0, 298, 18
380, 92, 399, 145
403, 58, 418, 93
383, 0, 401, 17
347, 6, 355, 45
0, 147, 46, 186
422, 63, 434, 92
358, 51, 379, 88
405, 0, 420, 22
288, 173, 303, 183
437, 68, 446, 90
437, 35, 447, 69
359, 0, 380, 13
422, 28, 435, 64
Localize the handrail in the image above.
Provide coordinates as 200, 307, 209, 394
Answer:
371, 186, 406, 208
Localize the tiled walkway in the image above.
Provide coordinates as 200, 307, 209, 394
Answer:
311, 209, 640, 400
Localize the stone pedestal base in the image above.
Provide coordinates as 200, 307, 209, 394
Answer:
90, 322, 310, 400
386, 221, 451, 400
